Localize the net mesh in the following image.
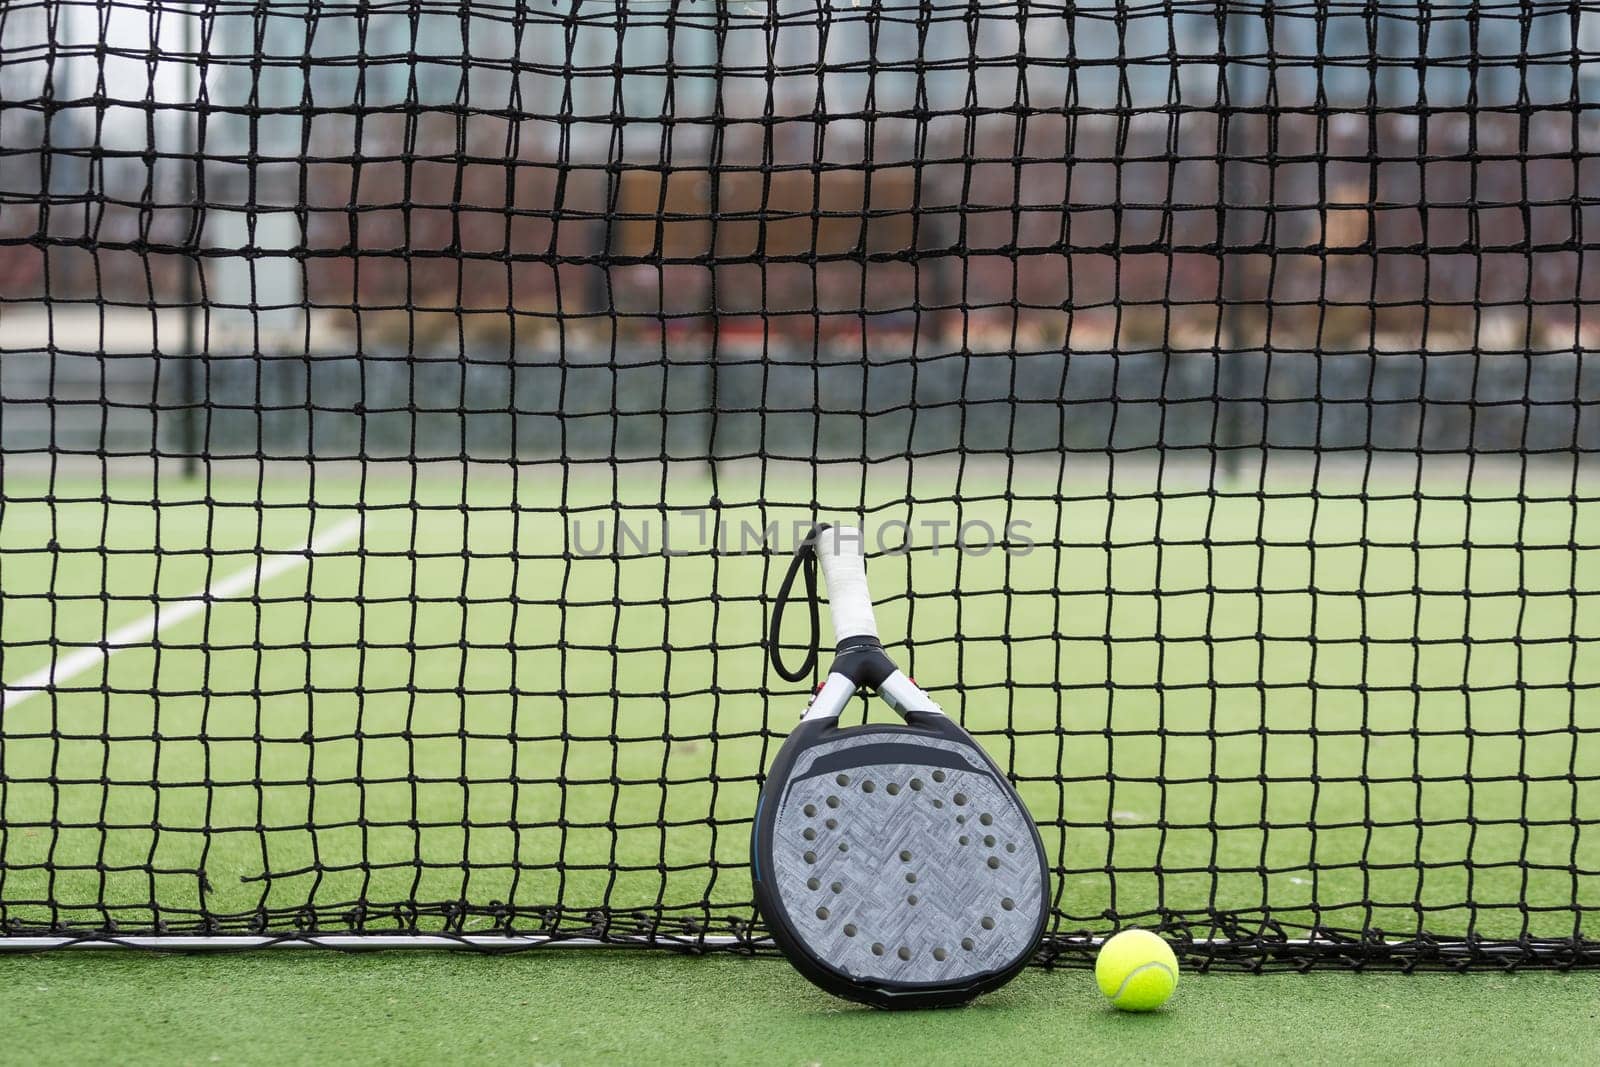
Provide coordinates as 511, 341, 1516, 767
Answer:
1, 0, 1598, 967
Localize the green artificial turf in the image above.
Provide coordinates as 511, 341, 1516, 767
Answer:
2, 459, 1597, 943
3, 951, 1599, 1066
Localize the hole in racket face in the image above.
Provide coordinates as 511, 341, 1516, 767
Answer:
766, 733, 1045, 986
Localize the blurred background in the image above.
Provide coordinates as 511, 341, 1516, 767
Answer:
3, 0, 1599, 956
2, 0, 1598, 464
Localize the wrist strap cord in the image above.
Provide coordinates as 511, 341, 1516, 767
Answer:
768, 522, 830, 683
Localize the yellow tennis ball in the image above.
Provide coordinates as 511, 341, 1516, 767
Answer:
1095, 929, 1179, 1011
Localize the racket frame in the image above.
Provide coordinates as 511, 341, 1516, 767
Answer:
753, 528, 1049, 1008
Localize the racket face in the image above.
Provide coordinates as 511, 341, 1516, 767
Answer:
753, 719, 1048, 1007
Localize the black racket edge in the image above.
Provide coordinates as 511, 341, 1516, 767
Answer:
751, 713, 1051, 1010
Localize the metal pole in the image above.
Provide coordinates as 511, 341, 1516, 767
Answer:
1217, 6, 1249, 485
179, 3, 201, 477
703, 10, 725, 482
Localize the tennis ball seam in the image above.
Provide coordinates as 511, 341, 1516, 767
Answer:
1109, 960, 1177, 1005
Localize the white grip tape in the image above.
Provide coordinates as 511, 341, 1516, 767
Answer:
816, 525, 879, 644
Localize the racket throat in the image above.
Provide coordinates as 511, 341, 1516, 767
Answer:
878, 671, 943, 718
800, 667, 945, 723
801, 673, 861, 722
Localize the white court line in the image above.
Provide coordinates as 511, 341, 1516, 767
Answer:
0, 514, 363, 713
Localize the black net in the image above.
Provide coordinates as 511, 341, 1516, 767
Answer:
1, 0, 1597, 968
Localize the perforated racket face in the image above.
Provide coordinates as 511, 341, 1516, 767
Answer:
760, 729, 1047, 989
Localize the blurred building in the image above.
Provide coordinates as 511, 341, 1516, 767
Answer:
7, 1, 1593, 179
199, 0, 1600, 165
2, 0, 1596, 322
0, 2, 48, 195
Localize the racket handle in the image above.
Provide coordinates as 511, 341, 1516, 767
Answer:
816, 525, 879, 644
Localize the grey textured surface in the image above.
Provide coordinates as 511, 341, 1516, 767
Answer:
770, 734, 1045, 984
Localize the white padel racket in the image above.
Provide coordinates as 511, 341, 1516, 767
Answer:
753, 524, 1049, 1009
